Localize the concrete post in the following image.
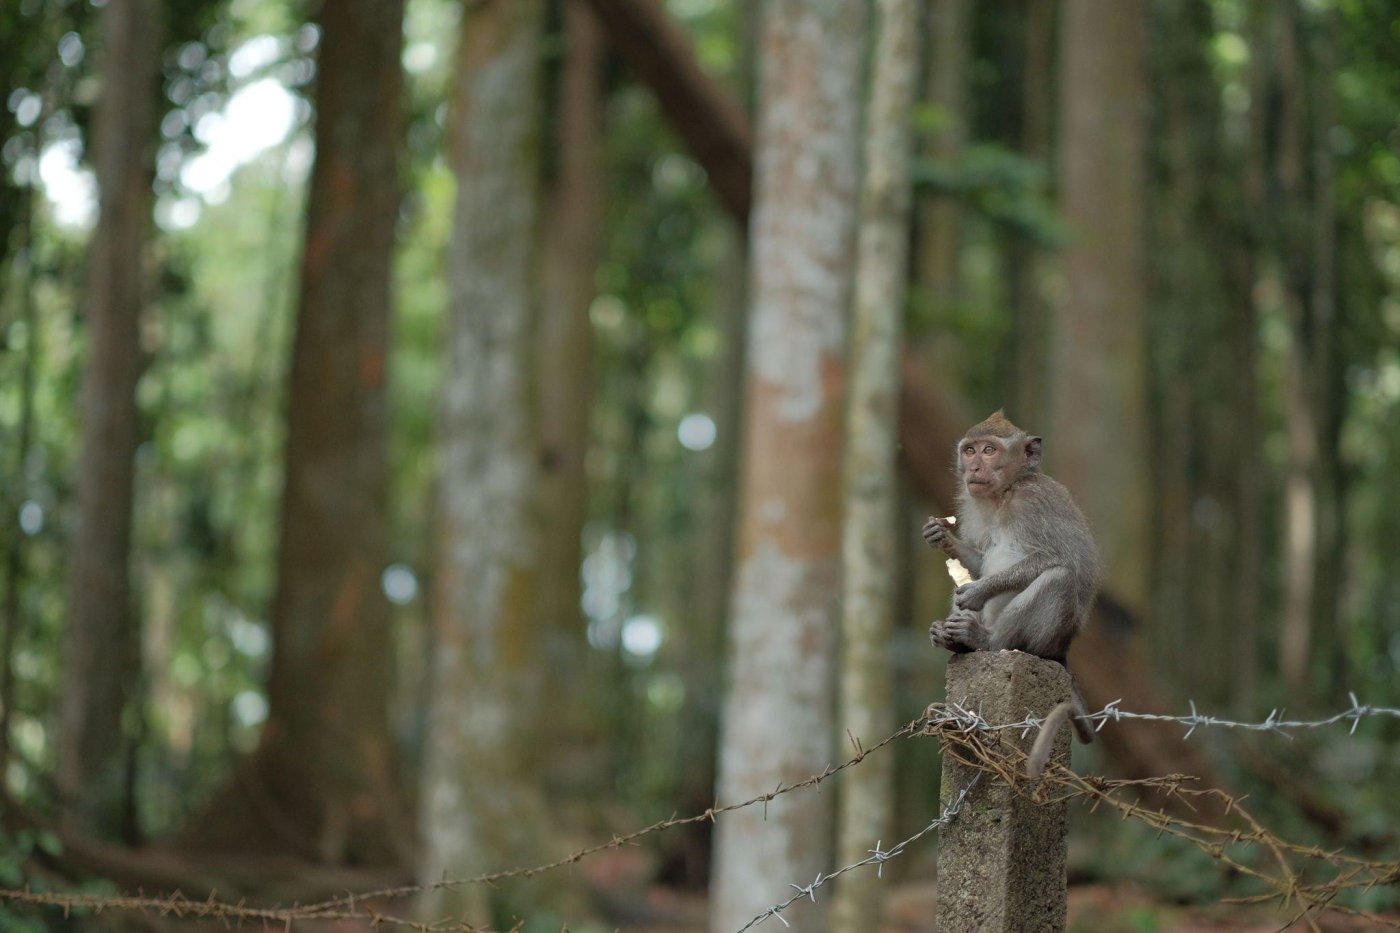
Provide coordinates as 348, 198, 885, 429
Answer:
935, 650, 1072, 932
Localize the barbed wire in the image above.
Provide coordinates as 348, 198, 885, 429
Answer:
0, 718, 920, 930
935, 692, 1400, 740
4, 697, 1400, 930
736, 774, 980, 932
0, 887, 488, 931
918, 701, 1400, 932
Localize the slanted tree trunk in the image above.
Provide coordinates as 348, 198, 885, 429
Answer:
182, 0, 410, 867
1052, 0, 1150, 613
58, 0, 161, 837
418, 0, 560, 923
709, 3, 867, 930
583, 0, 752, 225
831, 1, 920, 929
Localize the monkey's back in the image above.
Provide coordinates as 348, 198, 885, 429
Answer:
1012, 473, 1102, 606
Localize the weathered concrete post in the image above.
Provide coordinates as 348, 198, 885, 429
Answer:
935, 650, 1072, 932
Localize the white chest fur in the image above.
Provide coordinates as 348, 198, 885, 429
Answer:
980, 530, 1026, 577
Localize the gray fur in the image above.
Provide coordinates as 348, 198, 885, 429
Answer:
925, 424, 1102, 742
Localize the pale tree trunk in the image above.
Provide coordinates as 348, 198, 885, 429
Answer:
1052, 0, 1150, 613
536, 1, 603, 725
831, 1, 920, 929
709, 3, 867, 930
181, 0, 410, 866
58, 0, 161, 836
418, 0, 555, 923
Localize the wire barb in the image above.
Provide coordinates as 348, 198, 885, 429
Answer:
5, 699, 1400, 930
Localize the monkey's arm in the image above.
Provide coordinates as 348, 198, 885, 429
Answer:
921, 518, 985, 575
954, 554, 1058, 611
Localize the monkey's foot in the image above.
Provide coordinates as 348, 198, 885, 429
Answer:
943, 608, 988, 651
930, 618, 975, 654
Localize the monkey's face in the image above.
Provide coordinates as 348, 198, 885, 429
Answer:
958, 435, 1017, 497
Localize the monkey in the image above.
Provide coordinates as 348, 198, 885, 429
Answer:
923, 410, 1102, 744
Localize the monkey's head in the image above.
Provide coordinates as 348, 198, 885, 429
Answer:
956, 410, 1043, 498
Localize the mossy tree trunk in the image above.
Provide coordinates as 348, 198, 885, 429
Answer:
709, 2, 867, 929
831, 0, 920, 929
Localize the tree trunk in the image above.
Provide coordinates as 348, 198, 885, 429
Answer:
1147, 0, 1237, 700
915, 0, 969, 308
1306, 13, 1343, 696
182, 0, 410, 867
1010, 0, 1054, 426
1271, 0, 1332, 694
58, 0, 161, 837
709, 3, 867, 930
831, 2, 920, 929
536, 0, 603, 731
1052, 0, 1150, 613
418, 0, 558, 923
1, 188, 40, 776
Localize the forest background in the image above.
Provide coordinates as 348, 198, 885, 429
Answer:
2, 0, 1400, 930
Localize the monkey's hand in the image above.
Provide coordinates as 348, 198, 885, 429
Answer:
942, 608, 988, 652
954, 580, 991, 611
930, 617, 975, 654
922, 516, 956, 552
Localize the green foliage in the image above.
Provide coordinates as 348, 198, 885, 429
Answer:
911, 140, 1064, 246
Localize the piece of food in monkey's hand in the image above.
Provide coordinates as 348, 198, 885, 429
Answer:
941, 515, 957, 526
945, 558, 973, 588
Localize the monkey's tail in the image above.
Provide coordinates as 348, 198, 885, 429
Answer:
1027, 701, 1073, 779
1027, 676, 1096, 779
1068, 675, 1095, 745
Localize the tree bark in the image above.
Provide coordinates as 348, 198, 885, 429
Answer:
418, 0, 559, 923
709, 3, 866, 930
831, 2, 920, 929
536, 0, 603, 726
182, 0, 410, 867
1010, 0, 1054, 426
1, 188, 40, 776
1270, 1, 1334, 694
1052, 0, 1151, 613
915, 0, 969, 309
58, 0, 161, 836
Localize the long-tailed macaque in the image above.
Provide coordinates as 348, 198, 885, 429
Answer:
924, 410, 1101, 743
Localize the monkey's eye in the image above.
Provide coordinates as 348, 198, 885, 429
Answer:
983, 445, 995, 455
963, 446, 974, 455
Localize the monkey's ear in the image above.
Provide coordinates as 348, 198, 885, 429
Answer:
1024, 436, 1043, 469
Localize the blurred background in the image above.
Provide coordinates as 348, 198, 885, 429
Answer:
2, 0, 1399, 929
